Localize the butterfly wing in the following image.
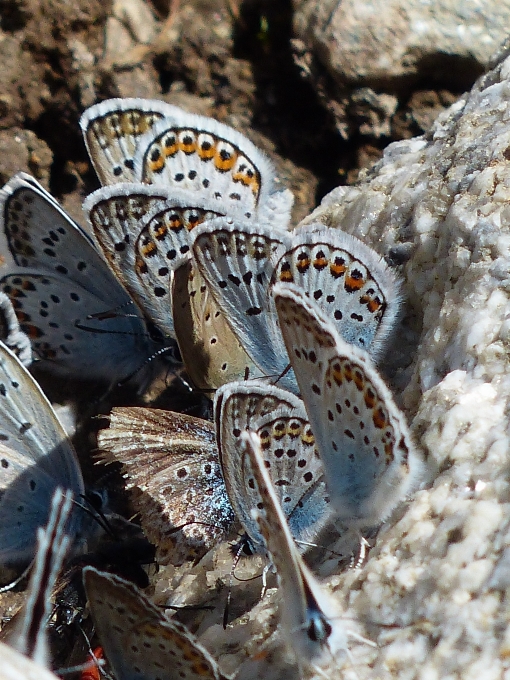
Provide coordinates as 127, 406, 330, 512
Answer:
133, 112, 293, 228
1, 271, 151, 383
11, 489, 72, 667
85, 183, 227, 340
191, 219, 296, 391
274, 283, 422, 527
172, 261, 263, 393
214, 380, 330, 550
2, 174, 128, 302
97, 407, 235, 565
240, 431, 347, 667
80, 98, 182, 185
1, 174, 157, 383
273, 224, 401, 357
0, 642, 61, 680
0, 343, 84, 565
83, 567, 231, 680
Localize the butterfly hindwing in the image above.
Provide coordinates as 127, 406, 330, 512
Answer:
97, 407, 235, 565
274, 283, 422, 527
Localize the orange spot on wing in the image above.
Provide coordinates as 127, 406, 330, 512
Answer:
372, 406, 387, 429
149, 150, 166, 172
344, 274, 365, 291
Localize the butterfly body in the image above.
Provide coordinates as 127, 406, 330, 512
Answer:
0, 291, 32, 367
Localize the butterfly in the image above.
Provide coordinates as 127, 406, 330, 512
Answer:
0, 291, 32, 367
80, 98, 182, 185
239, 430, 349, 671
84, 182, 225, 339
273, 282, 423, 528
9, 488, 72, 668
83, 566, 232, 680
97, 407, 235, 565
0, 341, 85, 566
191, 220, 400, 392
97, 379, 330, 566
84, 182, 261, 393
214, 379, 331, 553
0, 173, 160, 386
83, 114, 268, 393
131, 103, 294, 229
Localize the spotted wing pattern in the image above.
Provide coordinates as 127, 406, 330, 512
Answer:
134, 113, 293, 228
172, 261, 263, 394
214, 380, 330, 551
80, 98, 181, 184
0, 343, 84, 565
0, 173, 157, 384
240, 431, 348, 669
191, 219, 296, 392
85, 183, 224, 339
273, 224, 401, 358
97, 407, 235, 565
83, 567, 232, 680
274, 283, 422, 527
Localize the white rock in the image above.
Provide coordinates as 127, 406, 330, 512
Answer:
287, 40, 510, 679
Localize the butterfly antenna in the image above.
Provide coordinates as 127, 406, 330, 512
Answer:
273, 362, 292, 386
115, 343, 179, 389
74, 496, 115, 539
223, 539, 246, 629
85, 298, 140, 322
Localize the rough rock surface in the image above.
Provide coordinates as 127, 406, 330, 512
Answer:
293, 0, 508, 141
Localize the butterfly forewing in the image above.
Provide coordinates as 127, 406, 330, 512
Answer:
240, 431, 348, 667
191, 219, 297, 391
10, 489, 72, 667
0, 642, 62, 680
85, 183, 225, 340
80, 98, 181, 184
